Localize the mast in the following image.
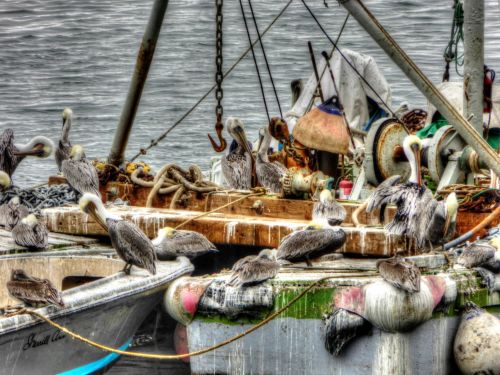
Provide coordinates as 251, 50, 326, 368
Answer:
108, 0, 169, 167
339, 0, 500, 177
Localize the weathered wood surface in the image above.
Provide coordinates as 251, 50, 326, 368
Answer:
42, 205, 401, 256
48, 178, 497, 236
0, 228, 99, 255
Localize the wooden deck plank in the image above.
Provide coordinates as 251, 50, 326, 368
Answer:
42, 205, 399, 256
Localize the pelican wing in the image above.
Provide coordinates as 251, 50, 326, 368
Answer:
365, 175, 402, 213
7, 279, 63, 307
0, 129, 19, 176
108, 220, 156, 275
256, 159, 286, 193
377, 259, 421, 293
277, 228, 346, 261
457, 243, 495, 268
55, 140, 71, 172
62, 159, 100, 197
227, 256, 279, 287
170, 230, 218, 258
221, 152, 252, 190
12, 222, 48, 249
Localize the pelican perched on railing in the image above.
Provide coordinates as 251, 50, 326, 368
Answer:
55, 108, 83, 172
7, 269, 64, 308
227, 249, 280, 287
277, 222, 346, 265
11, 214, 48, 250
366, 135, 458, 251
0, 129, 54, 177
221, 117, 253, 190
256, 125, 286, 193
152, 226, 218, 260
79, 193, 156, 275
62, 145, 100, 197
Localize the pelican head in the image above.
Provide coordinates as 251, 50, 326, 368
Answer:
21, 214, 39, 226
257, 248, 277, 261
70, 144, 85, 161
62, 108, 73, 123
79, 193, 114, 230
403, 135, 423, 186
319, 189, 334, 204
153, 227, 176, 244
443, 192, 458, 236
226, 117, 253, 158
14, 136, 54, 158
9, 196, 20, 205
11, 269, 31, 281
0, 171, 11, 190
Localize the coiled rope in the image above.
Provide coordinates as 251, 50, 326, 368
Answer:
9, 276, 334, 360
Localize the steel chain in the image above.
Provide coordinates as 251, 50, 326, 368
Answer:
215, 0, 224, 118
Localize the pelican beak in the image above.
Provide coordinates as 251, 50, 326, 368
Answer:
235, 126, 255, 162
85, 202, 108, 231
13, 144, 44, 157
411, 143, 422, 186
257, 131, 265, 153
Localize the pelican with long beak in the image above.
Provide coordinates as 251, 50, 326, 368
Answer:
276, 222, 346, 266
0, 128, 54, 178
221, 117, 254, 190
11, 214, 48, 250
7, 269, 64, 308
152, 226, 218, 260
227, 249, 280, 287
255, 125, 286, 193
55, 108, 82, 172
79, 193, 156, 275
366, 135, 433, 248
62, 144, 100, 197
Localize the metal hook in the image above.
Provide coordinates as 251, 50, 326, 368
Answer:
208, 114, 227, 152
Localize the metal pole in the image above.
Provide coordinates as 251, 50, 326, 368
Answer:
339, 0, 500, 177
108, 0, 169, 166
463, 0, 484, 133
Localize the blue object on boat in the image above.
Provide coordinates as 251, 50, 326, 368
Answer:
363, 96, 388, 131
57, 339, 132, 375
317, 96, 343, 116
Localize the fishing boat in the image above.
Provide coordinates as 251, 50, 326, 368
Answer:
0, 250, 193, 375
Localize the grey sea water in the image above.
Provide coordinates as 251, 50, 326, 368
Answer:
1, 0, 500, 373
1, 0, 500, 187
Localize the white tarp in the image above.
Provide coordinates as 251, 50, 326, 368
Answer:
285, 48, 392, 133
426, 81, 500, 129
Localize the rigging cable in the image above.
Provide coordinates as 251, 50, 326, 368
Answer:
300, 0, 398, 121
129, 0, 293, 162
239, 0, 271, 124
247, 0, 283, 118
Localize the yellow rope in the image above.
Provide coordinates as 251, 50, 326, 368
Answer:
12, 276, 333, 360
174, 191, 266, 230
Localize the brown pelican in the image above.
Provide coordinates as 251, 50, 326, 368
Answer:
11, 214, 48, 249
376, 253, 421, 293
255, 126, 286, 193
152, 227, 218, 260
454, 302, 500, 375
277, 223, 346, 265
0, 170, 11, 191
55, 108, 83, 172
79, 193, 156, 275
0, 129, 54, 177
61, 145, 100, 197
227, 249, 280, 287
3, 196, 29, 230
312, 188, 346, 226
7, 269, 64, 308
221, 117, 253, 190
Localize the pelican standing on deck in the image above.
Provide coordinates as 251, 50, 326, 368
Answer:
11, 214, 48, 250
313, 188, 346, 226
7, 269, 64, 308
256, 125, 286, 193
0, 129, 54, 177
376, 252, 421, 293
152, 227, 218, 260
55, 108, 83, 171
62, 145, 100, 197
277, 222, 346, 265
221, 117, 253, 190
79, 193, 156, 275
227, 249, 280, 287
